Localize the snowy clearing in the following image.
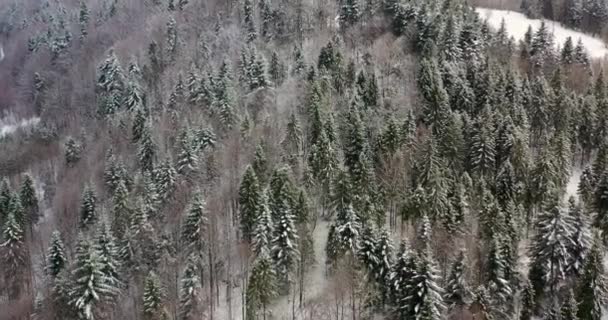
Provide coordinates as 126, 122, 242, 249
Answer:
476, 7, 608, 59
0, 115, 40, 138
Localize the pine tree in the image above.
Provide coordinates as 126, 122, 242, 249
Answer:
292, 46, 306, 76
566, 197, 591, 276
529, 203, 574, 296
2, 210, 24, 270
252, 191, 273, 257
143, 271, 168, 320
166, 17, 178, 59
561, 290, 579, 320
418, 58, 450, 132
520, 279, 536, 320
19, 174, 38, 226
215, 61, 237, 129
246, 251, 277, 320
327, 204, 361, 267
339, 0, 361, 27
269, 51, 286, 86
271, 194, 299, 289
137, 124, 157, 173
179, 257, 201, 320
239, 167, 262, 242
564, 0, 583, 28
308, 129, 337, 192
444, 250, 469, 308
487, 232, 512, 306
401, 247, 445, 320
95, 224, 121, 287
243, 0, 257, 43
132, 106, 147, 143
177, 0, 188, 10
181, 191, 207, 256
577, 237, 607, 320
79, 186, 97, 229
176, 129, 198, 174
46, 230, 67, 278
579, 166, 596, 205
154, 157, 177, 201
65, 137, 82, 166
69, 237, 119, 320
259, 0, 273, 39
79, 1, 90, 41
562, 36, 574, 64
574, 39, 589, 67
96, 50, 125, 116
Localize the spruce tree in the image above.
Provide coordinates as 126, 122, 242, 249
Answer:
46, 230, 67, 278
69, 237, 119, 320
529, 203, 574, 296
444, 250, 469, 308
520, 279, 536, 320
154, 157, 177, 201
181, 191, 207, 256
252, 191, 273, 257
137, 124, 157, 173
577, 237, 607, 320
566, 197, 591, 276
179, 257, 201, 320
243, 0, 257, 43
65, 137, 83, 166
95, 224, 121, 287
166, 17, 178, 59
2, 210, 24, 270
19, 174, 38, 225
79, 1, 90, 41
401, 247, 445, 320
239, 166, 262, 242
143, 271, 168, 320
96, 50, 125, 116
271, 194, 299, 290
561, 290, 579, 320
418, 58, 450, 132
176, 129, 198, 174
339, 0, 361, 27
246, 251, 277, 320
132, 106, 147, 143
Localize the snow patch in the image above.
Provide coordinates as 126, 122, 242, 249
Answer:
476, 7, 608, 59
0, 115, 40, 138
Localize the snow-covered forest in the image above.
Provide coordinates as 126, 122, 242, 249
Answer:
1, 0, 608, 319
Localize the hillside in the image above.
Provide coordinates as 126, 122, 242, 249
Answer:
1, 0, 608, 320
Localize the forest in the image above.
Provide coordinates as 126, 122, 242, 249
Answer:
0, 0, 608, 319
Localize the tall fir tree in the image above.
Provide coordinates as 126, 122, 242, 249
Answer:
46, 230, 67, 278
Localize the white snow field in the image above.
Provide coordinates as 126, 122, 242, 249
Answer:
476, 7, 608, 59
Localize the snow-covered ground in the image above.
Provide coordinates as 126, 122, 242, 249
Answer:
0, 115, 40, 138
476, 7, 608, 59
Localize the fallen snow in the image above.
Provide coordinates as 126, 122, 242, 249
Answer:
0, 115, 40, 138
476, 7, 608, 59
566, 168, 582, 201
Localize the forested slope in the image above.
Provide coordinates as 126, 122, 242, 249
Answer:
0, 0, 607, 319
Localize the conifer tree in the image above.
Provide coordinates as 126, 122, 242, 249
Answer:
70, 237, 119, 320
239, 167, 262, 242
418, 58, 450, 132
19, 174, 38, 226
327, 204, 361, 267
176, 129, 198, 174
79, 1, 90, 41
561, 290, 579, 320
246, 251, 277, 320
181, 191, 207, 256
529, 203, 574, 296
79, 186, 97, 229
65, 137, 83, 166
243, 0, 257, 43
564, 0, 583, 28
339, 0, 361, 27
46, 230, 67, 278
520, 279, 536, 320
154, 157, 177, 201
292, 46, 306, 76
179, 257, 201, 320
562, 36, 574, 64
574, 39, 590, 67
271, 194, 299, 289
132, 106, 147, 143
96, 50, 125, 116
401, 245, 445, 320
143, 271, 168, 320
269, 51, 286, 86
252, 191, 273, 257
0, 178, 11, 220
577, 237, 607, 320
138, 124, 157, 173
2, 209, 24, 270
444, 250, 469, 308
566, 197, 591, 276
166, 17, 178, 59
215, 61, 237, 129
95, 224, 121, 287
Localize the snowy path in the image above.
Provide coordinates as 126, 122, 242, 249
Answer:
476, 7, 608, 59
